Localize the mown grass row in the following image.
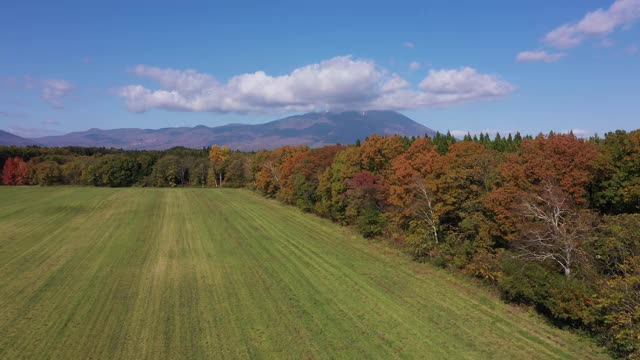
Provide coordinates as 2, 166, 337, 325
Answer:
0, 187, 608, 359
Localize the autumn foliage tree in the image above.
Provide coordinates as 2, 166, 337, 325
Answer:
276, 151, 308, 205
223, 153, 249, 188
315, 145, 362, 222
2, 157, 16, 184
498, 133, 598, 201
345, 171, 387, 237
255, 145, 308, 196
395, 141, 500, 266
359, 135, 404, 176
388, 137, 440, 230
490, 133, 599, 245
2, 157, 28, 185
432, 142, 498, 244
276, 145, 344, 210
388, 137, 441, 252
209, 145, 231, 187
416, 142, 501, 270
515, 181, 596, 277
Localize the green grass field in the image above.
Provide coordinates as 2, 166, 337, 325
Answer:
0, 187, 608, 359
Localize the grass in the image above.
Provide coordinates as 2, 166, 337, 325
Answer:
0, 187, 608, 359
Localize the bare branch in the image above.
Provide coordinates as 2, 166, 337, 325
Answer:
516, 180, 593, 277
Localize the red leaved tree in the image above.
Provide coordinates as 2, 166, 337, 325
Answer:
2, 157, 28, 185
388, 137, 440, 234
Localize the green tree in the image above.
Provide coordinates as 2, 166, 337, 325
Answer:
590, 130, 640, 214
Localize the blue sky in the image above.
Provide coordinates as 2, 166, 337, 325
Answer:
1, 0, 639, 138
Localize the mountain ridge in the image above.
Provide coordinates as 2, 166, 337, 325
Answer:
0, 130, 40, 147
2, 110, 435, 150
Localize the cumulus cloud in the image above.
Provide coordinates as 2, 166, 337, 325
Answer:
118, 56, 515, 114
404, 42, 415, 48
381, 73, 411, 92
516, 50, 567, 63
130, 65, 218, 94
41, 79, 74, 108
545, 0, 640, 48
418, 67, 514, 95
409, 61, 421, 70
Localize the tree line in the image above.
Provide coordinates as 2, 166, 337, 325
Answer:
0, 146, 251, 188
2, 130, 639, 357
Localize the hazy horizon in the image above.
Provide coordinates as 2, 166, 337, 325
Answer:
1, 109, 612, 141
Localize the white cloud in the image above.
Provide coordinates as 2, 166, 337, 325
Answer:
130, 65, 218, 95
117, 57, 515, 114
545, 0, 640, 48
418, 67, 514, 98
43, 119, 60, 125
516, 50, 566, 63
404, 42, 415, 48
409, 61, 421, 70
41, 79, 74, 108
381, 74, 410, 92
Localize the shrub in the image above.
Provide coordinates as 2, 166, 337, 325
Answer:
499, 258, 593, 325
356, 208, 386, 238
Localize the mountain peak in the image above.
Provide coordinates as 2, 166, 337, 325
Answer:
2, 110, 435, 151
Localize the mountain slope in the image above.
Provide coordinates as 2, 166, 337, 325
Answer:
30, 110, 435, 150
0, 130, 39, 146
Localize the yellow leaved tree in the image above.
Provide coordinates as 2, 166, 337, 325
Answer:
209, 145, 231, 187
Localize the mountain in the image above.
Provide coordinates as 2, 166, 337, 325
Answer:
8, 110, 435, 150
0, 130, 39, 146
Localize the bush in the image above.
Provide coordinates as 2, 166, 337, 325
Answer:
499, 258, 594, 326
356, 208, 386, 238
592, 257, 640, 358
405, 221, 437, 259
463, 250, 504, 283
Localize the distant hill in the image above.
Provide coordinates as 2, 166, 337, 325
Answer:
0, 130, 39, 147
3, 110, 435, 150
